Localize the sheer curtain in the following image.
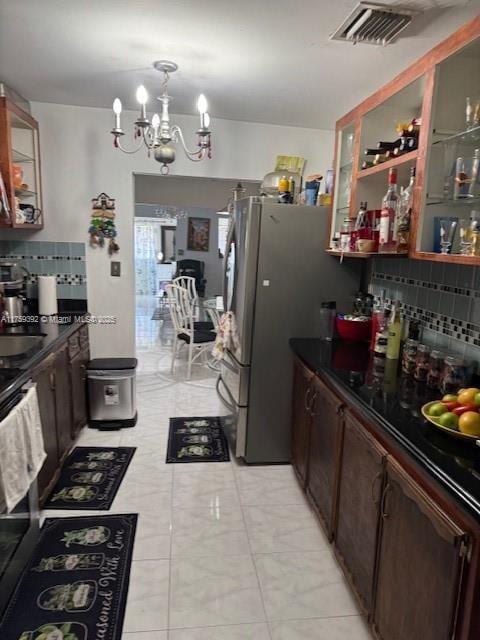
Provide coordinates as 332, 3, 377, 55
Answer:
134, 218, 163, 295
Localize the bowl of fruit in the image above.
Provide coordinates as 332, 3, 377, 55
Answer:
422, 387, 480, 442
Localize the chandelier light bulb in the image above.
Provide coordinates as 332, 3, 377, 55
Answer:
197, 94, 208, 114
203, 112, 211, 129
151, 113, 160, 129
136, 85, 148, 105
113, 98, 122, 115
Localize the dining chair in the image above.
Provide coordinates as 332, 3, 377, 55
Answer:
173, 275, 214, 331
166, 284, 215, 380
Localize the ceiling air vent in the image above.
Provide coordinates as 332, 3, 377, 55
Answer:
330, 2, 417, 46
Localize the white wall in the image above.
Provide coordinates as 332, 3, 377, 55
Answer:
26, 101, 334, 357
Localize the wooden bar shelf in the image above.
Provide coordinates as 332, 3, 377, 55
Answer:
327, 16, 480, 266
356, 149, 418, 179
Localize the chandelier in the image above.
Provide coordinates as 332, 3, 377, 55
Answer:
111, 60, 212, 174
153, 206, 188, 220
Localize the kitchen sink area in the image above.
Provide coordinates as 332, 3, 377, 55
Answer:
0, 335, 45, 357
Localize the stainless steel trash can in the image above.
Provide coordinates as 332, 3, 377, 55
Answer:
87, 358, 137, 429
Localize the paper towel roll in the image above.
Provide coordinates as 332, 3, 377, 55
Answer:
38, 276, 58, 316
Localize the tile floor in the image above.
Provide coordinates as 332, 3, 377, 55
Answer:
43, 296, 371, 639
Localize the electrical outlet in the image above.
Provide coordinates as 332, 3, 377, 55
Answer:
111, 261, 121, 277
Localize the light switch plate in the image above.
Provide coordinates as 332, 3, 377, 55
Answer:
111, 261, 121, 277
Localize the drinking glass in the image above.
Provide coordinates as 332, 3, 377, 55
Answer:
439, 219, 457, 254
459, 219, 473, 255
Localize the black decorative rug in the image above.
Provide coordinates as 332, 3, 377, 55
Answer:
44, 447, 136, 510
166, 417, 230, 463
0, 514, 137, 640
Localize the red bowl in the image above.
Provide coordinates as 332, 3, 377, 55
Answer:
336, 317, 372, 343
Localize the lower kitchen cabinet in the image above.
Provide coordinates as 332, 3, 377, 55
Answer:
290, 356, 480, 640
373, 457, 469, 640
291, 359, 314, 487
32, 352, 59, 503
306, 375, 344, 539
31, 324, 90, 504
54, 343, 74, 462
334, 410, 386, 615
70, 343, 89, 438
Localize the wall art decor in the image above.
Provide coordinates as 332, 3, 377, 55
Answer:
88, 193, 119, 255
187, 216, 210, 252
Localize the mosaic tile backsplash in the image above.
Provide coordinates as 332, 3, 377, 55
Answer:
369, 257, 480, 365
0, 241, 87, 300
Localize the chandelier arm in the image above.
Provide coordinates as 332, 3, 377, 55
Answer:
170, 125, 204, 159
114, 137, 148, 154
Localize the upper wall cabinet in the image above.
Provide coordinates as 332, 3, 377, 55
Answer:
328, 16, 480, 265
0, 97, 43, 229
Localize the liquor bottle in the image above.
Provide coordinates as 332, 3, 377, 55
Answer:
386, 304, 402, 360
373, 154, 388, 165
379, 168, 399, 253
396, 166, 415, 253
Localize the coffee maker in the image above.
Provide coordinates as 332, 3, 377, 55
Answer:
0, 262, 30, 324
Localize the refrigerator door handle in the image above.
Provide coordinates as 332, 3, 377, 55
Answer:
216, 375, 236, 413
223, 217, 236, 313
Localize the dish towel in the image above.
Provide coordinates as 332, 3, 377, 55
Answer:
212, 311, 240, 360
0, 385, 46, 513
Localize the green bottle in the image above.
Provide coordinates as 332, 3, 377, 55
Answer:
386, 304, 402, 360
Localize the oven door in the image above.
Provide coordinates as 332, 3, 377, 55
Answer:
216, 375, 248, 457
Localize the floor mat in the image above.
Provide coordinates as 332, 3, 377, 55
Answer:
44, 447, 136, 510
166, 416, 230, 463
0, 513, 137, 640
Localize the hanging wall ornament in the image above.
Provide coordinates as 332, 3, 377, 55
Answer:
88, 192, 120, 254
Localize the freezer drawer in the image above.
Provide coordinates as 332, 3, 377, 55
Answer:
216, 375, 247, 457
219, 350, 250, 406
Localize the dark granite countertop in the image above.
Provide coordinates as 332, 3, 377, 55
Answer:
290, 338, 480, 522
0, 312, 87, 406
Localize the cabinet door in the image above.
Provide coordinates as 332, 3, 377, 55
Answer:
70, 344, 89, 437
307, 376, 344, 539
31, 353, 58, 503
335, 410, 386, 615
54, 343, 74, 462
291, 360, 314, 487
374, 457, 468, 640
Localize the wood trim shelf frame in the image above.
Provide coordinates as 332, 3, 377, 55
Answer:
328, 16, 480, 265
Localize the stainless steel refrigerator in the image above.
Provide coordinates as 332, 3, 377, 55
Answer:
216, 196, 361, 464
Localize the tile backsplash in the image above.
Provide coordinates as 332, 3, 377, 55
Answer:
0, 241, 87, 300
369, 257, 480, 365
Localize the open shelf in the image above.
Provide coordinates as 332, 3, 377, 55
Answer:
426, 195, 480, 207
357, 149, 418, 179
326, 250, 408, 259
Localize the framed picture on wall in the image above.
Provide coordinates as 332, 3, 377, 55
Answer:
187, 217, 210, 252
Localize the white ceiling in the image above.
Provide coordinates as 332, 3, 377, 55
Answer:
0, 0, 479, 129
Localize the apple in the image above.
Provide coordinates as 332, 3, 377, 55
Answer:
474, 392, 480, 407
428, 403, 448, 417
442, 394, 458, 402
439, 412, 459, 430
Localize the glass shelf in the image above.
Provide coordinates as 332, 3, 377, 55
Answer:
340, 161, 353, 173
426, 196, 480, 206
12, 149, 34, 163
432, 125, 480, 146
14, 186, 37, 197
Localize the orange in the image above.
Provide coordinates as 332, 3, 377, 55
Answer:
458, 411, 480, 436
457, 388, 480, 405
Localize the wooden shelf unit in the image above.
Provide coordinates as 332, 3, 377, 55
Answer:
326, 250, 408, 259
0, 97, 43, 229
328, 16, 480, 265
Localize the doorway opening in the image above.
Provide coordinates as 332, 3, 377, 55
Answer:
133, 174, 259, 351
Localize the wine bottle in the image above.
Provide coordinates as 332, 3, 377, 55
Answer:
361, 160, 374, 170
373, 154, 388, 165
379, 168, 399, 253
377, 140, 401, 151
364, 148, 382, 156
396, 167, 415, 253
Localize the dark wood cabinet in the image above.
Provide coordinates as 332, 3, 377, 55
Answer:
31, 353, 59, 503
307, 375, 344, 539
30, 325, 89, 505
70, 343, 89, 438
54, 343, 74, 462
291, 359, 314, 487
334, 410, 386, 615
373, 457, 468, 640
